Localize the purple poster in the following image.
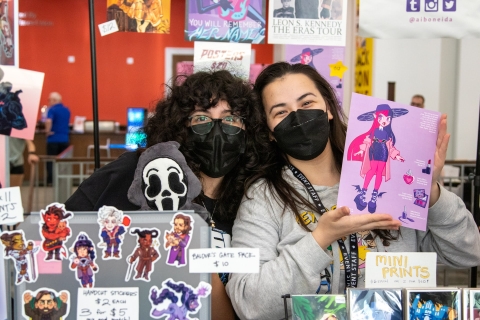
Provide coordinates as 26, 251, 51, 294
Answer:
185, 0, 266, 43
285, 44, 345, 105
338, 93, 440, 231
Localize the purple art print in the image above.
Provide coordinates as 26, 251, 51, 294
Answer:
185, 0, 266, 43
337, 93, 440, 231
285, 44, 345, 106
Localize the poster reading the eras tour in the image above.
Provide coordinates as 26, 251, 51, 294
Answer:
338, 93, 441, 231
107, 0, 171, 33
285, 44, 346, 105
268, 0, 347, 46
185, 0, 266, 43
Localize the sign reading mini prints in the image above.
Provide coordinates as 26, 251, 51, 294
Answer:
268, 0, 347, 45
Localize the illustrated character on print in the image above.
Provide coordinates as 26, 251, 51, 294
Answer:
126, 228, 160, 281
39, 203, 73, 261
164, 212, 194, 267
97, 205, 131, 260
128, 141, 208, 221
0, 0, 13, 59
195, 0, 265, 27
23, 288, 70, 320
347, 104, 408, 213
115, 0, 165, 33
0, 68, 27, 136
0, 230, 39, 284
69, 233, 98, 288
289, 47, 323, 70
351, 290, 403, 320
149, 279, 212, 319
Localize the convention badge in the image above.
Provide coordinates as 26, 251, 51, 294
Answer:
38, 202, 74, 262
22, 288, 70, 319
68, 233, 99, 288
125, 227, 161, 282
0, 229, 39, 285
164, 212, 194, 268
96, 205, 131, 260
149, 278, 211, 319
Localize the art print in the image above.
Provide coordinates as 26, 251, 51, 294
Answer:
126, 228, 160, 282
349, 288, 403, 320
164, 212, 194, 268
69, 233, 99, 288
470, 290, 480, 320
96, 205, 131, 260
22, 288, 70, 320
407, 289, 460, 320
291, 294, 347, 320
107, 0, 171, 33
38, 203, 73, 261
0, 229, 38, 284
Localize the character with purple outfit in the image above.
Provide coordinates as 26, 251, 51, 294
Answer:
165, 213, 193, 267
70, 233, 98, 288
97, 205, 130, 259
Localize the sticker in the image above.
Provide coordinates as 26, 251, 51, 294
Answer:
77, 287, 138, 319
22, 288, 70, 319
164, 212, 194, 268
0, 230, 39, 284
126, 228, 161, 282
38, 203, 73, 262
96, 205, 131, 260
149, 278, 211, 319
69, 233, 99, 288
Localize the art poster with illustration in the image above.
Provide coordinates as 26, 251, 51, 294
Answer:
471, 290, 480, 320
106, 0, 171, 33
360, 0, 480, 39
126, 227, 161, 282
406, 288, 460, 320
96, 205, 131, 260
69, 233, 99, 288
149, 278, 211, 319
285, 44, 346, 105
291, 294, 347, 320
0, 229, 39, 285
193, 41, 251, 80
22, 288, 70, 320
185, 0, 266, 43
268, 0, 347, 45
348, 288, 403, 320
0, 0, 16, 66
164, 212, 194, 268
337, 93, 440, 231
0, 66, 44, 140
38, 203, 73, 261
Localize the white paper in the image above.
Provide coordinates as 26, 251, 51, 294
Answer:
0, 187, 23, 225
98, 20, 119, 37
189, 248, 259, 273
365, 252, 436, 288
77, 287, 139, 320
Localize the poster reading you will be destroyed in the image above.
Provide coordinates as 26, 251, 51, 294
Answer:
268, 0, 347, 46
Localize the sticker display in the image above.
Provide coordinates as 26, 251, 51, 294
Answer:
38, 203, 73, 261
23, 288, 70, 319
96, 205, 131, 260
0, 229, 39, 284
126, 228, 161, 282
69, 233, 99, 288
149, 278, 211, 319
164, 213, 194, 268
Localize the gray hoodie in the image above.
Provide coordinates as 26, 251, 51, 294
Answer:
226, 168, 480, 320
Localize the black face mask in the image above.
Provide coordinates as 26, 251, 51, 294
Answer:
186, 122, 245, 178
273, 109, 330, 161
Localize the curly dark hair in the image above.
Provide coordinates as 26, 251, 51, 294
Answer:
143, 70, 265, 222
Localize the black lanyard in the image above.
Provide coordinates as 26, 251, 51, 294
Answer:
287, 163, 358, 289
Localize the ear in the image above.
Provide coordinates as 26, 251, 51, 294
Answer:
268, 131, 276, 142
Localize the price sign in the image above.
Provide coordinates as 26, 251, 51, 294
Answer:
98, 20, 119, 37
189, 248, 259, 273
77, 287, 139, 320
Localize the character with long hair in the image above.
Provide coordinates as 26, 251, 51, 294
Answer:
69, 233, 98, 288
0, 230, 38, 284
165, 213, 193, 267
128, 228, 160, 281
23, 289, 69, 320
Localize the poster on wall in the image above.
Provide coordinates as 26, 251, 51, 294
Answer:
194, 42, 252, 80
285, 44, 346, 105
106, 0, 171, 33
185, 0, 266, 44
360, 0, 480, 39
355, 0, 373, 96
0, 0, 17, 67
268, 0, 347, 45
0, 66, 44, 140
177, 61, 266, 84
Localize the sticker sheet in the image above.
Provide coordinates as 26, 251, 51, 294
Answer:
164, 213, 194, 268
22, 288, 70, 319
68, 233, 99, 288
96, 205, 131, 260
38, 203, 73, 261
126, 228, 161, 282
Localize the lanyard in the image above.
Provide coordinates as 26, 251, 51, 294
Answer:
287, 163, 358, 289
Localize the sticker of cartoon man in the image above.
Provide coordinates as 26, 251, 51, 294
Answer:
164, 213, 194, 267
23, 288, 70, 320
127, 228, 160, 281
97, 205, 130, 259
0, 230, 39, 284
39, 203, 73, 261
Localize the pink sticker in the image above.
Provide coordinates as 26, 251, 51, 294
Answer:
35, 240, 62, 274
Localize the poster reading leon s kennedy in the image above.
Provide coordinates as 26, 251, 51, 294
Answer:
268, 0, 347, 46
185, 0, 266, 44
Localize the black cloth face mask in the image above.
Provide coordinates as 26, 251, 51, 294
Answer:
186, 122, 245, 178
273, 109, 330, 161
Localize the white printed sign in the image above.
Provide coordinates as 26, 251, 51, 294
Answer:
365, 252, 436, 288
98, 20, 119, 37
77, 287, 139, 320
189, 248, 259, 273
0, 187, 23, 225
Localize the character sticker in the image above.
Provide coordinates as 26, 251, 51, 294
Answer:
149, 279, 211, 319
96, 205, 131, 260
0, 230, 39, 284
38, 203, 73, 261
69, 233, 98, 288
164, 213, 194, 268
23, 288, 70, 320
126, 228, 160, 282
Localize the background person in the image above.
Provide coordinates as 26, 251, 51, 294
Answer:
9, 137, 38, 187
411, 94, 425, 108
273, 0, 295, 18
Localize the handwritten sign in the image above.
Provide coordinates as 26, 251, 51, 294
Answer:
98, 20, 119, 37
189, 248, 259, 273
77, 287, 139, 320
365, 252, 436, 288
0, 187, 23, 225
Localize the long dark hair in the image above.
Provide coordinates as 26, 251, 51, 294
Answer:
143, 70, 264, 222
250, 62, 398, 245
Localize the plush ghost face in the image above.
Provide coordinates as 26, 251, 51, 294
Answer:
142, 158, 188, 211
